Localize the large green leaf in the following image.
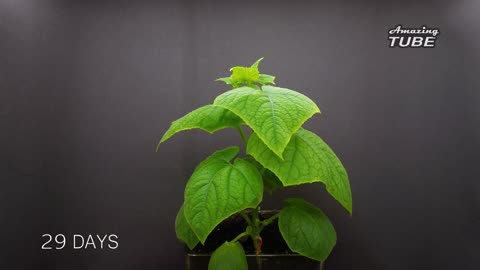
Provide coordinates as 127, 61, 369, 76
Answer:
279, 198, 336, 262
214, 86, 320, 158
184, 147, 263, 243
158, 105, 242, 146
247, 128, 352, 214
208, 241, 248, 270
175, 205, 200, 250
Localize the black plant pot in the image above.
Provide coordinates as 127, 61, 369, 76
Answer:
184, 211, 325, 270
186, 253, 323, 270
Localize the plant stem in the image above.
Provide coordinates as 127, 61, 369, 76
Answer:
240, 211, 252, 226
252, 206, 260, 223
260, 212, 280, 228
232, 231, 249, 243
251, 206, 261, 254
237, 126, 248, 146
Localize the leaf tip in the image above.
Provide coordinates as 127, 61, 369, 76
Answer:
156, 135, 170, 151
347, 204, 353, 216
251, 57, 264, 69
156, 133, 170, 150
186, 242, 198, 250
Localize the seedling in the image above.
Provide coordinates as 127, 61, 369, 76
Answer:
157, 58, 352, 269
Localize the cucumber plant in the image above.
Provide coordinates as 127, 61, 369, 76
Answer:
157, 58, 352, 269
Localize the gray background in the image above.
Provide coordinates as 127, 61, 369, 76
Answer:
1, 0, 479, 269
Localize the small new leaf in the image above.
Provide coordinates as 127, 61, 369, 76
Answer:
175, 205, 200, 250
230, 66, 260, 88
208, 241, 248, 270
216, 57, 274, 88
184, 147, 263, 243
258, 74, 276, 85
247, 128, 352, 214
279, 198, 336, 262
250, 57, 264, 69
215, 77, 234, 85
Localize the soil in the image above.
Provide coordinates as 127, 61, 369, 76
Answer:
190, 210, 292, 255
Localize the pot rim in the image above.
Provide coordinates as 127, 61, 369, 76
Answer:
187, 253, 305, 257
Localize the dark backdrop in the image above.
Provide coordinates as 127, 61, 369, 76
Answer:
1, 0, 479, 269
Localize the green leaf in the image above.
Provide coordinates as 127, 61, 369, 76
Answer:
279, 198, 336, 262
158, 105, 243, 146
250, 57, 264, 69
243, 157, 283, 193
184, 147, 263, 243
215, 77, 234, 85
247, 128, 352, 214
175, 205, 200, 250
230, 66, 260, 88
258, 74, 276, 85
208, 241, 248, 270
214, 86, 320, 158
262, 169, 283, 193
216, 57, 272, 88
